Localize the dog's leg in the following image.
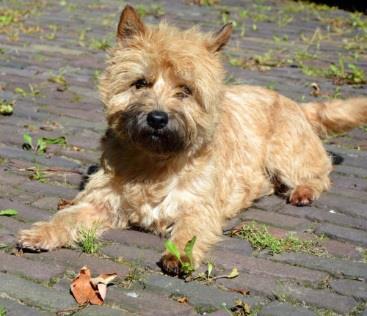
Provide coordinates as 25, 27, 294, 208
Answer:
159, 206, 222, 276
18, 202, 114, 251
266, 101, 332, 206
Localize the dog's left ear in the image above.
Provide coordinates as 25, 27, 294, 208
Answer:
206, 23, 232, 52
117, 5, 145, 41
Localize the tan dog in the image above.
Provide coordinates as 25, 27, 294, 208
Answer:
18, 5, 367, 275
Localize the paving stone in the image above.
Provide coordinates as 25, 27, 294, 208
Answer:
0, 272, 75, 311
0, 169, 28, 186
143, 274, 265, 313
240, 209, 311, 230
324, 145, 367, 169
207, 311, 228, 316
215, 236, 253, 255
314, 195, 367, 220
329, 186, 367, 202
305, 207, 367, 231
334, 164, 367, 179
276, 204, 313, 218
259, 301, 316, 316
24, 248, 130, 277
0, 251, 64, 281
0, 216, 28, 232
322, 239, 361, 260
0, 198, 52, 222
252, 196, 285, 211
210, 250, 328, 283
102, 229, 164, 252
271, 253, 367, 279
215, 271, 279, 298
329, 279, 367, 300
0, 231, 16, 246
315, 223, 367, 247
20, 181, 78, 200
0, 297, 52, 316
102, 243, 162, 271
31, 196, 61, 211
0, 183, 23, 200
222, 215, 243, 233
74, 305, 131, 316
107, 286, 196, 316
0, 145, 81, 170
280, 283, 357, 314
330, 174, 367, 192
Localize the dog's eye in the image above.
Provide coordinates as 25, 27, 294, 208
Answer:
175, 85, 192, 99
132, 79, 148, 89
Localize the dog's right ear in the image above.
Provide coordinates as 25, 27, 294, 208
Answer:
117, 5, 145, 41
206, 23, 232, 53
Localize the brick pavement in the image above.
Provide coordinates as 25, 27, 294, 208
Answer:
0, 0, 366, 315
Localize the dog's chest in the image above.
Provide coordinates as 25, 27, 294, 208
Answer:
123, 179, 180, 232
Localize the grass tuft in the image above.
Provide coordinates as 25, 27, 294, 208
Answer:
78, 225, 102, 254
235, 222, 326, 255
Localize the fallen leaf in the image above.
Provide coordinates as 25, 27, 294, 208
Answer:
228, 287, 250, 295
310, 82, 321, 97
177, 296, 188, 303
70, 267, 102, 305
96, 283, 107, 301
91, 273, 117, 301
91, 273, 118, 286
70, 267, 117, 305
227, 267, 239, 279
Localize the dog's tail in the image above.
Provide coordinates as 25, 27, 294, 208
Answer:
301, 97, 367, 137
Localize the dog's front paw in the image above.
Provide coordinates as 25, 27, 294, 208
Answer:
17, 224, 59, 251
159, 253, 190, 277
289, 185, 314, 206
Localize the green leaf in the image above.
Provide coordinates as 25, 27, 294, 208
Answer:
23, 133, 33, 148
184, 236, 197, 263
0, 101, 13, 115
0, 209, 18, 216
36, 136, 67, 153
181, 262, 194, 274
40, 136, 67, 145
207, 262, 214, 278
0, 304, 6, 316
227, 267, 239, 279
15, 87, 26, 96
165, 240, 180, 260
36, 138, 47, 153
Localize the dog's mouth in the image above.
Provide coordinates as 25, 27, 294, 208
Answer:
136, 126, 186, 154
114, 112, 186, 155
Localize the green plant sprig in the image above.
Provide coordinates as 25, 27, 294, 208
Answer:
165, 236, 197, 275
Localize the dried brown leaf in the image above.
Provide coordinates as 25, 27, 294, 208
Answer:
70, 266, 103, 305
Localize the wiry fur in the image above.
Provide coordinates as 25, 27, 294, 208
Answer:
18, 5, 367, 274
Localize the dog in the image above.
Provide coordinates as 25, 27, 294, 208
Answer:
18, 5, 367, 275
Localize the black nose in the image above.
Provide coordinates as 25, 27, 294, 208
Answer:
147, 111, 168, 129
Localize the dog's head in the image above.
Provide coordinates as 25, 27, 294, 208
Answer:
100, 5, 232, 157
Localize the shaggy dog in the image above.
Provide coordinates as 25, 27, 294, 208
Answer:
18, 5, 367, 275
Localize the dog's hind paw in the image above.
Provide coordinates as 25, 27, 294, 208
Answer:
289, 185, 314, 206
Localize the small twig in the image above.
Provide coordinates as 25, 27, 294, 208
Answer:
56, 303, 88, 316
24, 167, 83, 175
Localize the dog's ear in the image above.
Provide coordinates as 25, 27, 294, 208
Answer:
117, 5, 145, 41
206, 23, 232, 52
